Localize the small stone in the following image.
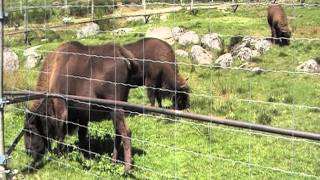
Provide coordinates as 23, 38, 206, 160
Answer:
296, 59, 320, 73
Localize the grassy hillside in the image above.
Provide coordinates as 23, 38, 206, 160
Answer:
4, 5, 320, 179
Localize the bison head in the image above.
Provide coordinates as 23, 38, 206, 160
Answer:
24, 109, 47, 159
172, 80, 190, 110
280, 31, 291, 46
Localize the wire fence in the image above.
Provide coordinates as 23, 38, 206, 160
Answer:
1, 0, 320, 179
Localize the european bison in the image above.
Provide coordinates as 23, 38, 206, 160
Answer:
124, 38, 190, 110
24, 41, 138, 174
267, 4, 292, 46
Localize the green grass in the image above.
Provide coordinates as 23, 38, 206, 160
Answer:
4, 5, 320, 179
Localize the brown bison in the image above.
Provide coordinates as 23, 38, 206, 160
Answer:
24, 41, 139, 174
267, 4, 292, 46
124, 38, 190, 110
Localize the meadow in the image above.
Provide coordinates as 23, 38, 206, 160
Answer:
3, 4, 320, 179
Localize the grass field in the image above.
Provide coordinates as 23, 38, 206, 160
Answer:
3, 4, 320, 179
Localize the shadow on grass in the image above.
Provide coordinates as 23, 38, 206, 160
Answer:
61, 134, 145, 163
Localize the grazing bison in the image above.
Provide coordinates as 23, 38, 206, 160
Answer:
124, 38, 190, 110
267, 4, 292, 46
24, 41, 138, 174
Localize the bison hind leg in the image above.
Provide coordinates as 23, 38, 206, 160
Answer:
111, 110, 132, 175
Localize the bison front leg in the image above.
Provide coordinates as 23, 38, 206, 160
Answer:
155, 90, 163, 108
271, 27, 277, 44
51, 98, 68, 156
111, 110, 132, 175
145, 77, 156, 106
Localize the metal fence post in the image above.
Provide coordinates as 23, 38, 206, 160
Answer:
0, 0, 6, 178
91, 0, 94, 20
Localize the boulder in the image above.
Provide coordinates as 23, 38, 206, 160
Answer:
23, 45, 42, 69
175, 49, 188, 57
215, 53, 233, 68
233, 47, 260, 61
230, 36, 271, 56
4, 48, 19, 72
296, 59, 320, 73
146, 27, 174, 45
172, 27, 184, 40
178, 31, 200, 46
190, 45, 212, 65
76, 23, 100, 38
201, 33, 223, 50
254, 39, 271, 53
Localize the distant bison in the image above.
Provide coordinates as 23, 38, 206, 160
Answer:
267, 4, 292, 46
124, 38, 190, 110
24, 41, 138, 174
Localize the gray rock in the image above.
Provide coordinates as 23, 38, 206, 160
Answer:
76, 23, 100, 38
234, 47, 260, 61
201, 33, 223, 50
254, 39, 271, 53
175, 49, 188, 57
4, 48, 19, 72
23, 45, 42, 69
231, 36, 271, 56
215, 53, 233, 68
190, 45, 212, 65
146, 27, 174, 45
172, 27, 184, 40
296, 59, 320, 73
112, 28, 133, 36
178, 31, 200, 46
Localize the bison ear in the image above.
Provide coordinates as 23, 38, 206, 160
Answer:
129, 59, 140, 75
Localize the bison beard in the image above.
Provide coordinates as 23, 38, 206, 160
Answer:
23, 41, 139, 175
267, 4, 292, 46
124, 38, 190, 110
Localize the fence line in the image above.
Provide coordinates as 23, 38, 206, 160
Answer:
4, 90, 320, 141
7, 94, 320, 146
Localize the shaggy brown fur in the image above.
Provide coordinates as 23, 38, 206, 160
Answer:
124, 38, 190, 110
24, 41, 138, 174
267, 4, 292, 46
